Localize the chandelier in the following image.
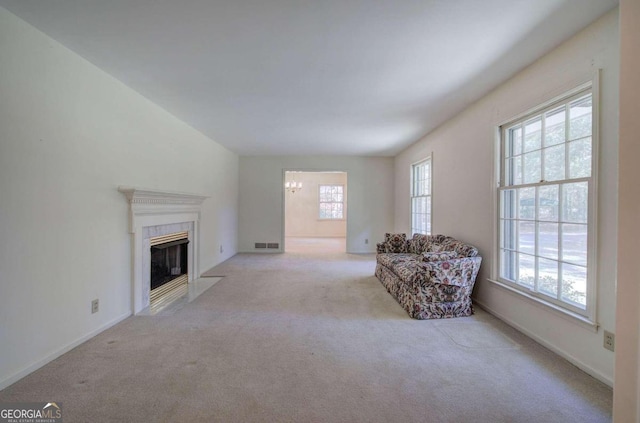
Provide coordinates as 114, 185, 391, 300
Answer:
285, 178, 303, 193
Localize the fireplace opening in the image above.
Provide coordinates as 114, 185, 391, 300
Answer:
149, 232, 189, 303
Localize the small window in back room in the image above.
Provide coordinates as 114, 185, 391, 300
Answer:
318, 185, 344, 219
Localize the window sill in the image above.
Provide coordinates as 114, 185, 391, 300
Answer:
487, 278, 598, 332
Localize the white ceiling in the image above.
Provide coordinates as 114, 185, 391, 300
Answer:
0, 0, 617, 156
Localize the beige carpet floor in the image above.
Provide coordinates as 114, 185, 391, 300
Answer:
0, 252, 612, 422
285, 237, 346, 254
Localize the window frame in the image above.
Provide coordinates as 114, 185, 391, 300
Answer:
492, 79, 599, 327
318, 184, 345, 220
410, 156, 432, 235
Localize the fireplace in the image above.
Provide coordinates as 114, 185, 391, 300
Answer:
119, 187, 208, 314
150, 232, 189, 302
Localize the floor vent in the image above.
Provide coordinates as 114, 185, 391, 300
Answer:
255, 243, 267, 249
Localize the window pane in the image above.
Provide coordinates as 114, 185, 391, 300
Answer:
501, 249, 516, 281
518, 253, 535, 288
538, 185, 559, 221
518, 187, 535, 220
543, 144, 565, 181
561, 263, 587, 307
562, 223, 588, 266
524, 118, 542, 153
411, 168, 417, 196
411, 196, 429, 234
523, 150, 541, 184
501, 189, 517, 219
545, 107, 566, 147
507, 126, 522, 157
334, 203, 344, 218
538, 258, 559, 298
416, 197, 423, 214
518, 221, 535, 255
568, 138, 592, 179
424, 167, 431, 195
539, 222, 558, 260
562, 182, 588, 223
569, 96, 592, 140
505, 157, 522, 186
501, 219, 516, 250
319, 204, 330, 218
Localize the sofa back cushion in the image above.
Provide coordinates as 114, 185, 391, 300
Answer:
409, 234, 452, 254
408, 234, 430, 254
383, 233, 408, 253
440, 239, 479, 257
419, 235, 479, 257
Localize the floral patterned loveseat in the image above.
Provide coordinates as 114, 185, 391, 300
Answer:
375, 233, 482, 319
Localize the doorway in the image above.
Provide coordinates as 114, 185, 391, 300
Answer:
284, 171, 347, 253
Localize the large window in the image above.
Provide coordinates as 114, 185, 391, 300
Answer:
319, 185, 344, 219
497, 85, 596, 319
411, 158, 432, 235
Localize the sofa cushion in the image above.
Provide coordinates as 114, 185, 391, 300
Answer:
383, 233, 408, 253
429, 234, 449, 244
427, 243, 444, 252
408, 233, 431, 254
377, 253, 416, 269
422, 251, 458, 262
392, 260, 426, 285
440, 239, 479, 257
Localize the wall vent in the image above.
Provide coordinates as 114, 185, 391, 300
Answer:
255, 243, 267, 249
267, 243, 279, 249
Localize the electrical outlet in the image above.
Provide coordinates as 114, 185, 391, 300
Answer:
365, 239, 369, 244
603, 330, 615, 352
220, 245, 224, 254
91, 299, 99, 314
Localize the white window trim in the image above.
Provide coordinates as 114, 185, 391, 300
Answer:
410, 155, 432, 235
318, 184, 345, 220
490, 73, 600, 328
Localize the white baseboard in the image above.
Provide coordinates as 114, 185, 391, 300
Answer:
473, 298, 613, 388
0, 311, 131, 391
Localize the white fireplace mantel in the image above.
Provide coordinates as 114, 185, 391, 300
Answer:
119, 186, 209, 314
118, 187, 208, 233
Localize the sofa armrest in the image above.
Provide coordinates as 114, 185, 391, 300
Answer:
417, 257, 482, 288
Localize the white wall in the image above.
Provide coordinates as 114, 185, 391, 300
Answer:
0, 8, 238, 389
239, 156, 393, 253
394, 10, 618, 385
285, 172, 347, 238
613, 0, 640, 420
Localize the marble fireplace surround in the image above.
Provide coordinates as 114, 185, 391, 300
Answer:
119, 187, 208, 314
